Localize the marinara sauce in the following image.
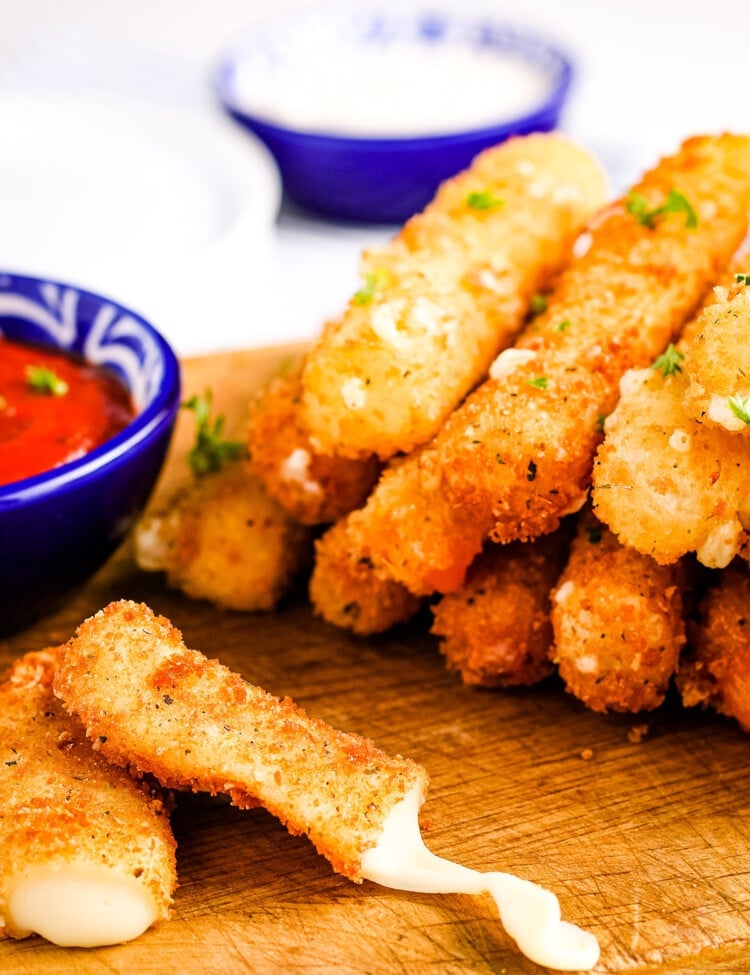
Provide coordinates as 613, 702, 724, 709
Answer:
0, 337, 135, 486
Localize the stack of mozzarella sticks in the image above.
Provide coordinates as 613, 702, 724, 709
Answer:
136, 131, 750, 731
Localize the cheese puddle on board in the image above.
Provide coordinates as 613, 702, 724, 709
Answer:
361, 785, 600, 971
7, 862, 158, 947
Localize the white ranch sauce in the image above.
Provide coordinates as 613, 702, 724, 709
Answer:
232, 44, 551, 137
361, 785, 600, 971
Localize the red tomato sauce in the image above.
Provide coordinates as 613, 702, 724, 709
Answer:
0, 337, 135, 486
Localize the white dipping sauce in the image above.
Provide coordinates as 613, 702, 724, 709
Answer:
361, 786, 600, 971
231, 44, 551, 137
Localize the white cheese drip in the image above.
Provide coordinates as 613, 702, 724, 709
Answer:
361, 785, 600, 971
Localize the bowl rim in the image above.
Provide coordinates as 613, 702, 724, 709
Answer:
214, 5, 574, 145
0, 271, 181, 506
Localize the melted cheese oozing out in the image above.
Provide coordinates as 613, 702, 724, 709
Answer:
8, 863, 158, 947
361, 786, 600, 972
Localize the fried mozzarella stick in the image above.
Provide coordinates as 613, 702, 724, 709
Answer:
550, 513, 688, 714
55, 600, 426, 881
682, 277, 750, 432
431, 531, 571, 688
301, 133, 607, 460
592, 277, 750, 568
433, 134, 750, 544
246, 362, 380, 525
56, 601, 599, 972
309, 518, 421, 635
677, 561, 750, 730
0, 648, 176, 946
135, 461, 312, 611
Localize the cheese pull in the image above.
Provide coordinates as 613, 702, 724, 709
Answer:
361, 786, 600, 972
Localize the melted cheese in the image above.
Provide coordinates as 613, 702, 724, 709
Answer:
7, 862, 158, 947
361, 785, 599, 971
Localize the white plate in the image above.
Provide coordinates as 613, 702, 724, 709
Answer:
0, 91, 281, 354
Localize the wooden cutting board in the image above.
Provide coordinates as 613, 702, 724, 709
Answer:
3, 346, 750, 975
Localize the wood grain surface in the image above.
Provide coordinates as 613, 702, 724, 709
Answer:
2, 347, 750, 975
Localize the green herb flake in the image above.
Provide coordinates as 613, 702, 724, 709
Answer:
26, 365, 69, 397
727, 394, 750, 426
626, 188, 698, 230
529, 293, 548, 315
466, 189, 504, 211
352, 268, 390, 305
554, 319, 571, 333
596, 413, 607, 433
587, 525, 603, 544
735, 272, 750, 286
183, 389, 247, 476
651, 343, 685, 377
526, 376, 548, 390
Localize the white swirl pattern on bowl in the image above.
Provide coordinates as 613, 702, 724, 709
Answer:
0, 280, 164, 410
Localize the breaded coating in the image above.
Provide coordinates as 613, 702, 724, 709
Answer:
435, 134, 750, 543
592, 356, 750, 569
55, 601, 428, 882
135, 461, 313, 611
550, 512, 687, 713
677, 561, 750, 730
309, 518, 421, 635
682, 279, 750, 432
0, 648, 175, 944
301, 133, 607, 460
317, 135, 750, 605
246, 362, 381, 524
431, 531, 571, 688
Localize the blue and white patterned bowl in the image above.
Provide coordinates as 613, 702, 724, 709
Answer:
215, 6, 574, 223
0, 273, 181, 634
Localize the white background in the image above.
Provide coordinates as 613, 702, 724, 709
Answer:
1, 0, 749, 354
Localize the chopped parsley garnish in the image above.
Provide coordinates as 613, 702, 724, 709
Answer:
352, 268, 390, 305
735, 272, 750, 286
26, 365, 69, 397
587, 525, 602, 544
626, 189, 698, 230
596, 413, 607, 433
183, 389, 247, 476
466, 189, 504, 211
526, 376, 548, 389
554, 319, 571, 333
529, 293, 548, 315
651, 343, 685, 377
727, 394, 750, 426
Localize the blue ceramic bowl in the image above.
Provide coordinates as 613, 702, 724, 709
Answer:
0, 273, 181, 634
215, 6, 573, 223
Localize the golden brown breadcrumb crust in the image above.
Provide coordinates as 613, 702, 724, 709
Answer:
301, 133, 607, 460
551, 513, 688, 713
678, 561, 750, 730
0, 648, 176, 940
246, 363, 381, 524
55, 601, 428, 881
431, 531, 571, 688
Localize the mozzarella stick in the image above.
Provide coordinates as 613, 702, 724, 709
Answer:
677, 560, 750, 730
550, 512, 687, 714
592, 272, 750, 568
55, 601, 428, 881
246, 362, 381, 525
682, 276, 750, 432
135, 460, 312, 611
309, 518, 421, 635
431, 531, 571, 688
0, 648, 176, 946
433, 134, 750, 543
301, 133, 607, 460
